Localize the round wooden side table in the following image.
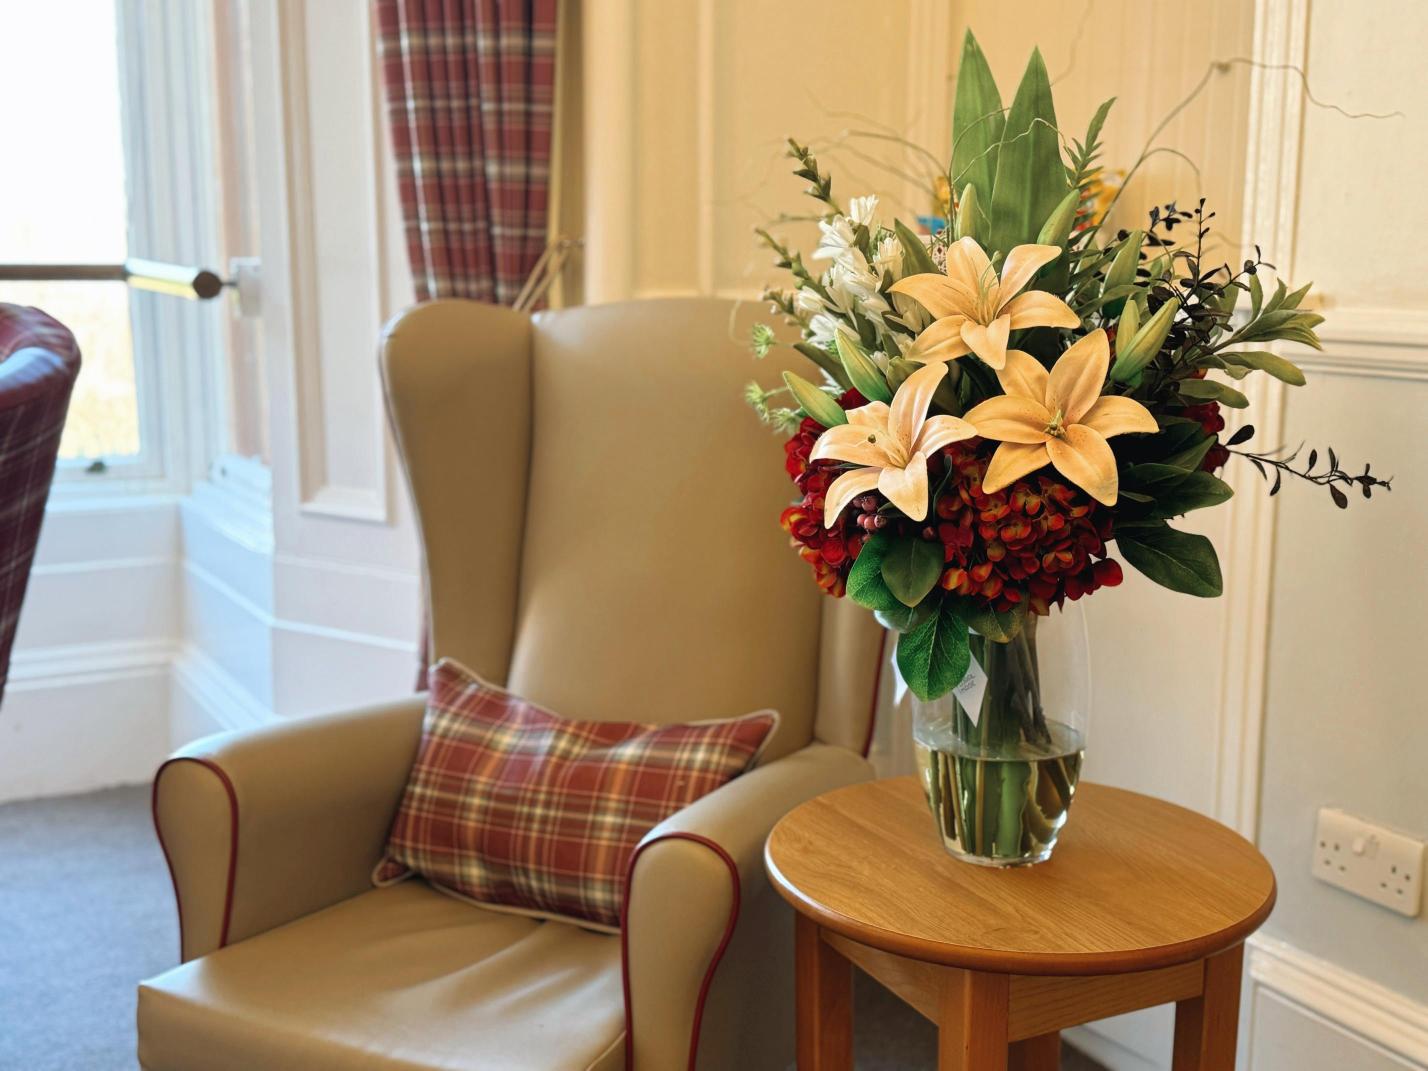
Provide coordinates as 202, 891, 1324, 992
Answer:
765, 777, 1276, 1071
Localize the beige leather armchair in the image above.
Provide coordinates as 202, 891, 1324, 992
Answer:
138, 299, 884, 1070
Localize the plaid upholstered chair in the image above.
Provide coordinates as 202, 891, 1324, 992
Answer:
138, 298, 885, 1071
0, 304, 80, 703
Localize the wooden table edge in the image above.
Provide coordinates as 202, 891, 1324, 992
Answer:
763, 839, 1278, 978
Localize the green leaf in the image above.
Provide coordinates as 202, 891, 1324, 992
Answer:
782, 371, 848, 427
896, 597, 971, 702
963, 600, 1027, 643
1036, 187, 1080, 248
1123, 465, 1234, 516
894, 219, 939, 276
793, 342, 850, 388
987, 47, 1068, 256
835, 332, 892, 403
875, 600, 935, 633
1177, 379, 1249, 408
1249, 273, 1264, 317
1218, 350, 1307, 386
880, 536, 945, 608
846, 533, 902, 612
950, 31, 1005, 206
1115, 522, 1223, 597
1161, 432, 1215, 471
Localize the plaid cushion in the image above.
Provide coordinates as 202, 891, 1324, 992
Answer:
374, 659, 778, 930
0, 304, 80, 701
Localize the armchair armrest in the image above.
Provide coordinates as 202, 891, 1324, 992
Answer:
621, 742, 872, 1070
153, 695, 426, 962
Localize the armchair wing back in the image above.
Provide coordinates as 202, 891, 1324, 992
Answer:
381, 297, 882, 759
0, 304, 80, 701
138, 297, 884, 1071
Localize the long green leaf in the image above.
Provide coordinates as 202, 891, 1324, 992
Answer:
1115, 522, 1223, 597
896, 597, 971, 702
987, 48, 1069, 257
894, 220, 939, 276
1218, 350, 1307, 386
950, 31, 1004, 206
1178, 379, 1249, 409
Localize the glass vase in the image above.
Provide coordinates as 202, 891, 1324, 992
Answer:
900, 603, 1091, 867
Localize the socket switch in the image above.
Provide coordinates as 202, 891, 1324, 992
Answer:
1312, 808, 1423, 918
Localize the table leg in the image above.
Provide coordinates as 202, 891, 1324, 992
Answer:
795, 914, 852, 1070
1172, 945, 1245, 1070
1009, 1032, 1061, 1070
938, 970, 1010, 1070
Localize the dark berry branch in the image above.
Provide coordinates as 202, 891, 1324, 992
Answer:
1226, 426, 1392, 508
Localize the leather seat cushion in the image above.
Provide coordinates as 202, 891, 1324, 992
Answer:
138, 881, 625, 1071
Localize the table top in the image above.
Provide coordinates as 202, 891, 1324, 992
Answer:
765, 777, 1275, 977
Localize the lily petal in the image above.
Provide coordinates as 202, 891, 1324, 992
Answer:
997, 244, 1062, 306
959, 317, 1016, 371
907, 315, 972, 364
946, 236, 996, 295
1003, 290, 1081, 330
810, 424, 896, 468
822, 467, 882, 528
982, 442, 1050, 494
961, 314, 1011, 369
889, 273, 976, 321
963, 394, 1053, 444
996, 350, 1051, 404
914, 414, 978, 456
1079, 395, 1158, 439
1048, 328, 1110, 425
1045, 424, 1119, 505
889, 361, 947, 455
846, 401, 891, 429
878, 452, 930, 521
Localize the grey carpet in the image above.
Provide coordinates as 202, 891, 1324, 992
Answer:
0, 786, 1104, 1071
0, 784, 176, 1070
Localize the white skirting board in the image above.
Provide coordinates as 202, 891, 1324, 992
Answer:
0, 640, 175, 803
1066, 935, 1428, 1071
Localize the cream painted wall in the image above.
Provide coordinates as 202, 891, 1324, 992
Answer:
1248, 3, 1428, 1066
581, 2, 1426, 1069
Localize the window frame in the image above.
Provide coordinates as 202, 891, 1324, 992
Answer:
48, 0, 234, 497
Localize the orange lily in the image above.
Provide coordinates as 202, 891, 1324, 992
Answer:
812, 362, 976, 526
889, 236, 1079, 369
964, 329, 1157, 505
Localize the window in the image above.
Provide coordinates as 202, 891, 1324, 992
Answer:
0, 0, 267, 487
0, 0, 139, 462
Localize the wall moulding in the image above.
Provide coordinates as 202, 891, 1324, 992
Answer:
276, 0, 393, 526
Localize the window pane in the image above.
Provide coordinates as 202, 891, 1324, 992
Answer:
0, 0, 139, 461
0, 282, 139, 460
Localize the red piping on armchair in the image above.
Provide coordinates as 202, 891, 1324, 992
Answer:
152, 757, 240, 959
619, 831, 741, 1071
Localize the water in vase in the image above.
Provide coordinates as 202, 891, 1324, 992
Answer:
914, 718, 1084, 867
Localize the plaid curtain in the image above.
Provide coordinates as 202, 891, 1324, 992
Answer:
0, 305, 80, 704
375, 0, 559, 305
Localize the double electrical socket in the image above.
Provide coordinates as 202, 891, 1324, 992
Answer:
1312, 808, 1424, 918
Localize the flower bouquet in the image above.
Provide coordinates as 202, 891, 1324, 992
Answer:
748, 33, 1389, 866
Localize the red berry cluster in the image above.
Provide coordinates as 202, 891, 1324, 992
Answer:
779, 394, 1123, 613
1182, 400, 1230, 472
930, 441, 1122, 615
779, 392, 870, 598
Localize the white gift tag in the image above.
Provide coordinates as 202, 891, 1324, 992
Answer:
951, 654, 988, 727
